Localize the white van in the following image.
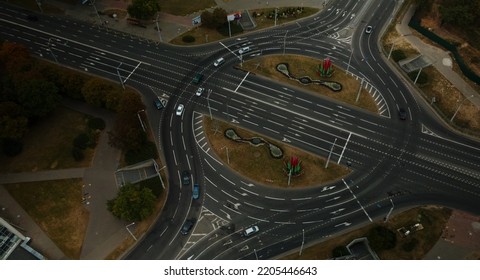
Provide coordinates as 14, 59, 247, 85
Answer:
241, 226, 259, 237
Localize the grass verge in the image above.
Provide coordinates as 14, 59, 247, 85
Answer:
240, 54, 378, 113
282, 206, 452, 259
203, 117, 350, 188
5, 179, 89, 259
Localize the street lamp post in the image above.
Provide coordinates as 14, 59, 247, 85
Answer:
221, 146, 230, 164
299, 229, 305, 256
450, 94, 474, 123
283, 30, 288, 55
126, 222, 137, 241
155, 13, 163, 42
47, 38, 58, 63
35, 0, 43, 13
346, 47, 354, 74
274, 8, 278, 26
325, 138, 337, 168
137, 110, 146, 132
89, 0, 102, 25
207, 89, 213, 120
116, 62, 125, 89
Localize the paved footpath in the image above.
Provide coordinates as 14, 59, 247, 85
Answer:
396, 5, 480, 107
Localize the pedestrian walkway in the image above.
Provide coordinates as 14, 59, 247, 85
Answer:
0, 98, 126, 259
396, 5, 480, 108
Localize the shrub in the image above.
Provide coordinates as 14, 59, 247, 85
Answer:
332, 246, 350, 258
367, 226, 397, 252
391, 49, 407, 62
402, 238, 419, 252
125, 141, 158, 165
72, 147, 84, 161
2, 138, 23, 157
182, 35, 195, 43
87, 117, 106, 131
73, 133, 90, 150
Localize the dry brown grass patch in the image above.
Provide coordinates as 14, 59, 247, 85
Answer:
240, 54, 378, 113
5, 179, 89, 259
203, 117, 350, 188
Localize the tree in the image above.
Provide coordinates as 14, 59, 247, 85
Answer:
108, 113, 146, 151
201, 8, 227, 29
127, 0, 160, 21
367, 226, 397, 252
15, 79, 60, 118
0, 101, 28, 139
81, 78, 117, 108
107, 183, 156, 222
439, 0, 480, 28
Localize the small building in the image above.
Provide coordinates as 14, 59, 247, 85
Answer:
0, 217, 45, 260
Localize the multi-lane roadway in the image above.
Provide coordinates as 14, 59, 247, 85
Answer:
1, 0, 479, 260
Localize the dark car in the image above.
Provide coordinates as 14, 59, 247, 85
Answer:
180, 219, 196, 235
26, 15, 39, 21
182, 170, 191, 186
192, 73, 203, 84
153, 98, 165, 110
192, 183, 200, 200
365, 25, 373, 34
398, 108, 407, 120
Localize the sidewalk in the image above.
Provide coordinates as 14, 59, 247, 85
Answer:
396, 5, 480, 108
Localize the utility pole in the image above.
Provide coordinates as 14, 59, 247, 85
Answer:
207, 89, 213, 120
450, 94, 474, 123
155, 13, 163, 42
325, 138, 337, 168
299, 229, 305, 256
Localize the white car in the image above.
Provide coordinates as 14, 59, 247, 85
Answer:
195, 87, 204, 96
241, 226, 259, 237
176, 104, 184, 116
213, 57, 225, 67
238, 46, 250, 55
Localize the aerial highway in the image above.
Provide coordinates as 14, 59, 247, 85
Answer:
1, 0, 479, 260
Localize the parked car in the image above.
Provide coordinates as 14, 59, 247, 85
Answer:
238, 46, 251, 55
181, 170, 190, 186
240, 226, 259, 237
195, 87, 204, 97
365, 25, 373, 34
176, 104, 184, 116
180, 219, 196, 235
213, 57, 225, 67
192, 184, 200, 200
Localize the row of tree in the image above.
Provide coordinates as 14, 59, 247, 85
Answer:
0, 41, 147, 156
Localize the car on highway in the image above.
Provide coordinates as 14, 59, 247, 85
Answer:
238, 46, 250, 55
180, 219, 196, 235
153, 97, 166, 109
365, 25, 373, 34
195, 87, 204, 96
176, 104, 184, 116
398, 108, 407, 120
193, 73, 203, 84
192, 183, 200, 200
240, 226, 259, 237
213, 57, 225, 67
181, 170, 190, 186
